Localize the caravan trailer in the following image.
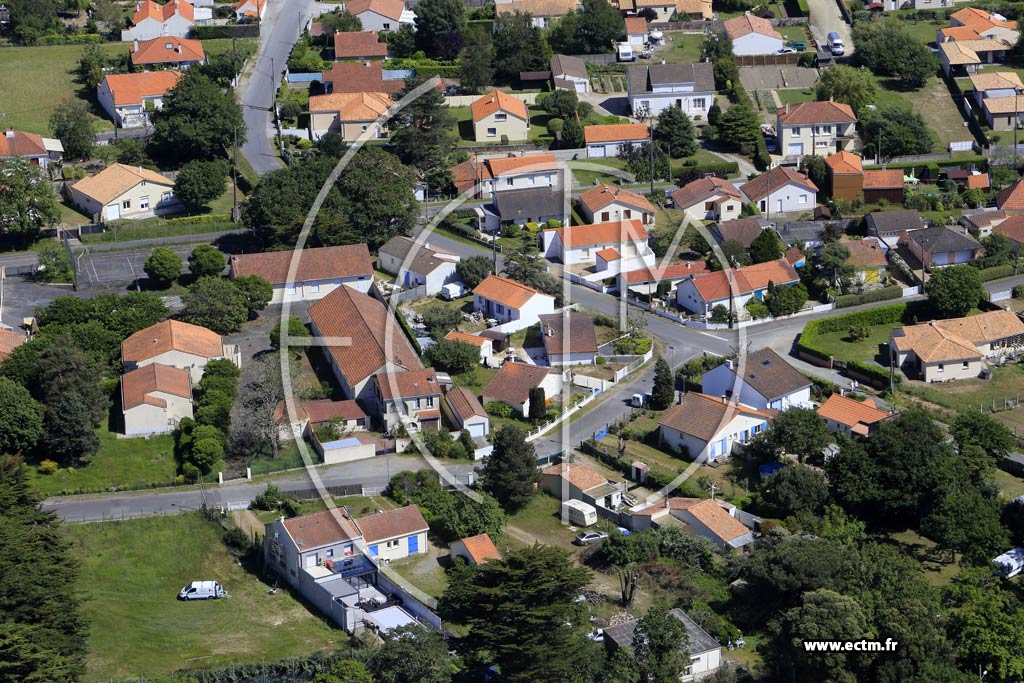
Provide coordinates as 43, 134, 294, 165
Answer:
993, 547, 1024, 579
561, 499, 598, 527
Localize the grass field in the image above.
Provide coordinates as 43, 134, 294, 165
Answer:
873, 75, 968, 153
0, 39, 255, 135
661, 31, 703, 64
28, 426, 178, 496
901, 364, 1024, 432
811, 324, 893, 365
67, 514, 340, 682
80, 216, 239, 243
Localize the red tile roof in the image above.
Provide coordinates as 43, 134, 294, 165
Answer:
740, 166, 817, 202
669, 498, 750, 543
229, 244, 372, 285
825, 150, 862, 175
122, 319, 223, 362
816, 393, 891, 433
375, 368, 440, 401
333, 30, 389, 58
624, 16, 648, 34
132, 0, 194, 24
547, 218, 648, 248
130, 36, 204, 64
471, 90, 529, 122
302, 398, 367, 423
994, 214, 1024, 244
0, 130, 46, 158
456, 533, 501, 563
539, 311, 598, 355
474, 275, 551, 309
998, 179, 1024, 211
542, 460, 610, 492
579, 183, 656, 215
863, 169, 903, 190
446, 386, 487, 421
723, 13, 782, 40
482, 362, 553, 404
671, 176, 743, 210
444, 330, 489, 347
686, 258, 799, 302
356, 505, 429, 543
622, 261, 708, 284
485, 153, 557, 177
841, 237, 887, 269
283, 509, 361, 549
0, 328, 26, 362
307, 286, 422, 387
320, 61, 403, 93
659, 392, 771, 442
121, 363, 192, 410
583, 123, 650, 144
346, 0, 405, 20
101, 70, 182, 106
776, 101, 856, 125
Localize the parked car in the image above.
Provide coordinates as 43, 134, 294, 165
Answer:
777, 47, 796, 54
786, 40, 806, 51
178, 581, 225, 600
765, 137, 778, 153
574, 531, 609, 545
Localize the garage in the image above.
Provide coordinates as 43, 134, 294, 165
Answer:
588, 144, 607, 158
105, 204, 120, 221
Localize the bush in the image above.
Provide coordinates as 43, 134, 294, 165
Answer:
977, 264, 1014, 282
834, 285, 902, 309
1013, 284, 1024, 299
251, 484, 283, 511
37, 460, 59, 475
485, 401, 514, 418
798, 303, 907, 360
613, 336, 652, 355
847, 359, 900, 388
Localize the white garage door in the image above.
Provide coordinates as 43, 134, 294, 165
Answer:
467, 422, 486, 438
589, 144, 606, 158
105, 204, 120, 221
787, 143, 803, 156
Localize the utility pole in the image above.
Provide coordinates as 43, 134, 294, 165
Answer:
232, 125, 239, 222
1015, 87, 1020, 168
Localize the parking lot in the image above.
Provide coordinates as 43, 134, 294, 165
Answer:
74, 245, 194, 289
739, 64, 820, 92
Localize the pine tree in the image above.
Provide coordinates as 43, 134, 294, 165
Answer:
650, 357, 674, 410
480, 425, 539, 512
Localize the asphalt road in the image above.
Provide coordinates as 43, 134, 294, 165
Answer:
237, 0, 315, 175
806, 0, 853, 51
44, 456, 476, 522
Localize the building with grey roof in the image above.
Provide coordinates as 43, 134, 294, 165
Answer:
377, 235, 461, 296
626, 62, 714, 119
603, 608, 722, 681
485, 188, 568, 230
907, 225, 982, 268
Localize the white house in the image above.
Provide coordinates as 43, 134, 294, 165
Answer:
550, 54, 589, 93
577, 183, 656, 226
659, 392, 771, 463
740, 166, 818, 216
626, 62, 715, 119
357, 505, 430, 562
371, 369, 443, 433
234, 0, 264, 20
675, 258, 800, 317
665, 498, 756, 550
671, 176, 743, 223
482, 362, 562, 416
701, 348, 812, 411
228, 244, 373, 304
776, 101, 859, 158
69, 163, 178, 221
121, 0, 195, 41
443, 386, 490, 438
121, 319, 240, 383
120, 363, 193, 436
817, 393, 893, 437
583, 123, 650, 159
308, 286, 424, 400
450, 152, 561, 198
346, 0, 413, 32
471, 90, 530, 142
723, 13, 784, 55
539, 311, 598, 366
541, 461, 624, 511
624, 15, 648, 46
540, 219, 652, 266
97, 70, 182, 128
473, 275, 556, 331
604, 608, 722, 682
495, 0, 577, 28
377, 236, 460, 296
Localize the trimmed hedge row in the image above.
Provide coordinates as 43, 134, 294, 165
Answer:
977, 264, 1014, 282
33, 33, 106, 45
798, 303, 908, 361
383, 58, 460, 79
167, 214, 233, 225
834, 284, 902, 309
848, 359, 899, 387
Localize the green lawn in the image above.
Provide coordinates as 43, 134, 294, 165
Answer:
872, 75, 968, 152
503, 491, 579, 550
0, 39, 254, 135
29, 426, 178, 497
80, 216, 239, 244
810, 324, 894, 365
391, 542, 450, 599
66, 513, 340, 682
777, 89, 817, 106
661, 31, 704, 64
898, 19, 943, 46
900, 364, 1024, 433
779, 25, 811, 44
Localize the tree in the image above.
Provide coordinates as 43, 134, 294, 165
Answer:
421, 304, 464, 338
762, 464, 829, 516
0, 460, 87, 682
414, 0, 466, 58
312, 659, 373, 683
817, 241, 855, 293
38, 341, 106, 427
144, 247, 183, 288
234, 275, 273, 317
34, 241, 72, 283
457, 545, 593, 683
715, 99, 761, 152
852, 20, 937, 90
270, 316, 310, 356
618, 141, 670, 183
925, 264, 983, 317
460, 26, 495, 93
42, 389, 102, 465
527, 386, 547, 423
318, 9, 362, 34
456, 255, 492, 287
560, 116, 585, 149
650, 357, 674, 410
230, 352, 284, 460
765, 282, 808, 317
547, 0, 624, 54
174, 160, 228, 210
181, 276, 249, 333
922, 487, 1009, 564
501, 249, 561, 299
980, 232, 1014, 268
187, 245, 225, 278
716, 239, 748, 269
800, 155, 830, 198
152, 71, 245, 163
653, 107, 697, 158
427, 338, 480, 373
49, 98, 98, 167
386, 23, 417, 58
389, 75, 458, 182
0, 156, 60, 245
778, 589, 869, 683
742, 534, 850, 609
951, 409, 1014, 462
634, 607, 689, 683
367, 625, 453, 683
76, 43, 108, 90
815, 65, 879, 115
946, 568, 1024, 681
481, 424, 540, 512
765, 408, 831, 463
543, 89, 582, 120
0, 377, 44, 453
749, 229, 784, 264
861, 103, 932, 158
492, 12, 549, 83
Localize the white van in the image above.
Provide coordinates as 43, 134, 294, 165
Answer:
827, 32, 845, 56
178, 580, 226, 600
617, 42, 635, 62
562, 499, 598, 527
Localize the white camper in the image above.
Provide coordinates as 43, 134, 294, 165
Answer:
993, 547, 1024, 579
178, 580, 226, 600
561, 499, 598, 527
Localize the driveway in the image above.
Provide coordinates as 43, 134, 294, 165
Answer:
738, 65, 820, 92
237, 0, 316, 175
806, 0, 853, 51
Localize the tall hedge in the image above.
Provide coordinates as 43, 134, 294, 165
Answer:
797, 303, 907, 360
834, 285, 903, 309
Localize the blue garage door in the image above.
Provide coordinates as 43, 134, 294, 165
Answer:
369, 545, 379, 556
408, 535, 419, 553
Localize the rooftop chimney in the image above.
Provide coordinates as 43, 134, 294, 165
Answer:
786, 102, 790, 115
176, 42, 182, 54
721, 394, 727, 404
134, 38, 139, 53
4, 129, 14, 138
